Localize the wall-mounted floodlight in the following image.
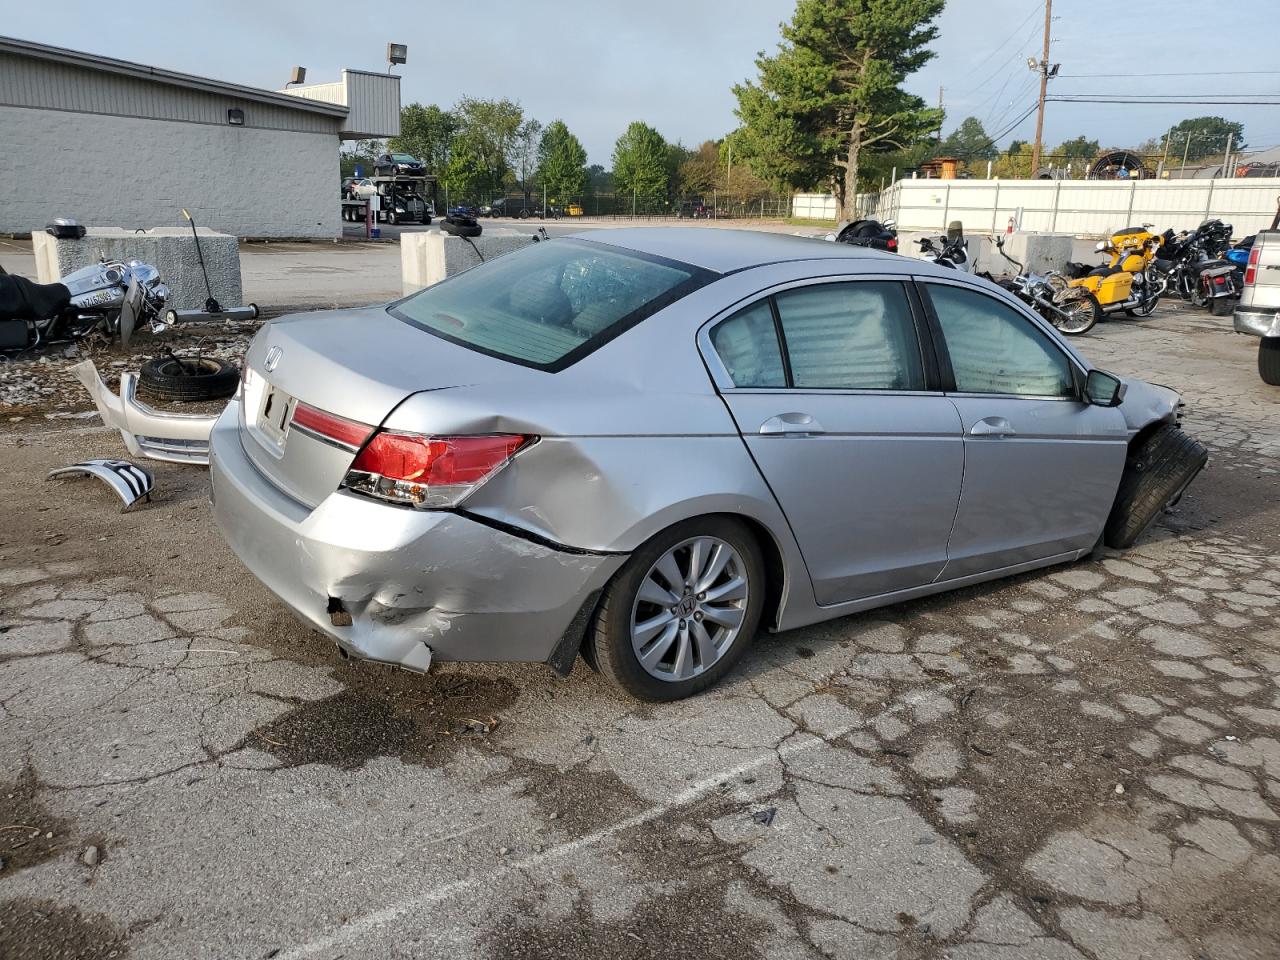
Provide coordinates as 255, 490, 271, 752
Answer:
387, 42, 407, 71
227, 108, 245, 125
286, 66, 307, 86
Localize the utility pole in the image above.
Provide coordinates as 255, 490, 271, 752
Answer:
937, 86, 944, 144
1181, 130, 1194, 177
1222, 132, 1234, 179
1030, 0, 1053, 176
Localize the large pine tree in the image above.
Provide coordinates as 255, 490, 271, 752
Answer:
734, 0, 944, 218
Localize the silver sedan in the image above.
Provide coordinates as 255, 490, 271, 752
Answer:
210, 228, 1206, 700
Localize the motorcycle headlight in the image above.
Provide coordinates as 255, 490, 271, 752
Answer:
1094, 240, 1108, 252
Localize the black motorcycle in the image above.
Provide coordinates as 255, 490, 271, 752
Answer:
832, 218, 898, 253
1153, 219, 1238, 316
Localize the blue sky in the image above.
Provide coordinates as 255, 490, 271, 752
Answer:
6, 0, 1277, 165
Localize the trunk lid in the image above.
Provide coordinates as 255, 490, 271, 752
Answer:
237, 305, 533, 508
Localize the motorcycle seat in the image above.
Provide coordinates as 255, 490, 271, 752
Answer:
1088, 265, 1126, 278
0, 274, 71, 321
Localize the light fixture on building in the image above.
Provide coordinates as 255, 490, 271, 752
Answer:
286, 66, 306, 87
387, 42, 407, 72
227, 108, 245, 126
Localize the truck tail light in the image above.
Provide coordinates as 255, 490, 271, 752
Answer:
342, 433, 534, 507
1245, 246, 1260, 286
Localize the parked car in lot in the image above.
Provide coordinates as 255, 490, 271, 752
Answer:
374, 153, 426, 177
488, 196, 542, 219
448, 204, 479, 218
210, 229, 1207, 700
1233, 229, 1280, 384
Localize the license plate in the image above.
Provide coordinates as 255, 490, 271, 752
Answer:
256, 384, 295, 448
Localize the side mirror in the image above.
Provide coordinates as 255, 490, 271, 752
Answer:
882, 219, 896, 229
1084, 369, 1126, 407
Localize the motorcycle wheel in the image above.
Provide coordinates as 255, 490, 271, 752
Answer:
1210, 297, 1234, 317
1050, 292, 1101, 336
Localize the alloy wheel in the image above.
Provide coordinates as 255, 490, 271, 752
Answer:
629, 536, 748, 682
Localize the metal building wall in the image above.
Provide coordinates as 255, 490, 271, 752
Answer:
0, 50, 342, 134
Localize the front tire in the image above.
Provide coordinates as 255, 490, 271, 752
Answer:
1260, 337, 1280, 386
586, 517, 764, 701
1103, 425, 1208, 549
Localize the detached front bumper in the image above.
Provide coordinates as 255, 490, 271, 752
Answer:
72, 360, 218, 464
208, 402, 626, 670
1234, 307, 1280, 338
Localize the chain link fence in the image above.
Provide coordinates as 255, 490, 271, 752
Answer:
469, 192, 795, 222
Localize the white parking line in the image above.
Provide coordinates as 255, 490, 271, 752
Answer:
278, 725, 847, 958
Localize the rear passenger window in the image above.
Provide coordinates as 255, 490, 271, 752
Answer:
710, 300, 786, 387
774, 282, 924, 390
927, 284, 1075, 397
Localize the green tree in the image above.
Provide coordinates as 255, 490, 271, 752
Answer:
339, 139, 382, 178
733, 0, 945, 217
678, 141, 721, 196
536, 121, 589, 199
587, 164, 613, 194
1056, 135, 1100, 163
451, 97, 525, 199
389, 104, 456, 175
992, 142, 1035, 179
940, 117, 996, 161
612, 122, 669, 199
511, 118, 543, 195
1165, 116, 1245, 162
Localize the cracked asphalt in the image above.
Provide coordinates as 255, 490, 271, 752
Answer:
1, 300, 1278, 960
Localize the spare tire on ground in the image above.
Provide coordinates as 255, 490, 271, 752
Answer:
137, 356, 239, 403
1103, 424, 1208, 549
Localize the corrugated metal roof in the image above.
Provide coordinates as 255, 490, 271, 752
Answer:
0, 34, 347, 118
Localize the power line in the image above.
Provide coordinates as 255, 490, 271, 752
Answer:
952, 3, 1044, 97
1050, 97, 1280, 106
1059, 70, 1280, 78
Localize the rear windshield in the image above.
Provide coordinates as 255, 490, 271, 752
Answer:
389, 238, 713, 370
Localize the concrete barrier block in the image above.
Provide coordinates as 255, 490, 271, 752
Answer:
401, 229, 537, 295
974, 233, 1075, 277
32, 227, 243, 311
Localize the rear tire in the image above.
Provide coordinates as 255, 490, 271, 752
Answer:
1050, 292, 1101, 335
1103, 424, 1208, 549
137, 356, 239, 402
1260, 337, 1280, 386
1210, 297, 1233, 317
586, 517, 764, 701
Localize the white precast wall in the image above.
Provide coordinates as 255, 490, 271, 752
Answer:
791, 193, 839, 220
872, 177, 1280, 237
0, 106, 340, 238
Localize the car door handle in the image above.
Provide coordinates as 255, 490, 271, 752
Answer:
969, 416, 1016, 437
758, 412, 825, 436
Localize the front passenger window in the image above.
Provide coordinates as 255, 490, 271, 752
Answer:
928, 284, 1075, 397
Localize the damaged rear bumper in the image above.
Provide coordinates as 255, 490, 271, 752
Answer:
208, 401, 626, 669
71, 360, 218, 464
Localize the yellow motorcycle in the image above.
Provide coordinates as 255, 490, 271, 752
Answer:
1065, 224, 1168, 318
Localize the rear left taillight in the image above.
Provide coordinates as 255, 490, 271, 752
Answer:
1245, 246, 1260, 286
887, 237, 898, 252
1213, 275, 1226, 286
342, 433, 534, 507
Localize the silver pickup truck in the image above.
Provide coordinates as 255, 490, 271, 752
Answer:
1234, 229, 1280, 385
